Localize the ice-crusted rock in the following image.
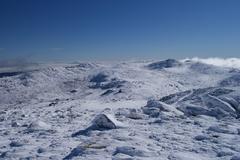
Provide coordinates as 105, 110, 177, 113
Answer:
160, 87, 239, 119
181, 104, 209, 116
142, 106, 160, 117
220, 97, 240, 114
126, 109, 144, 120
72, 113, 125, 137
208, 125, 239, 134
142, 100, 183, 117
159, 90, 192, 105
147, 59, 181, 70
204, 94, 236, 116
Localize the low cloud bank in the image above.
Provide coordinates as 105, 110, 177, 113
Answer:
0, 59, 31, 68
0, 58, 38, 73
183, 57, 240, 68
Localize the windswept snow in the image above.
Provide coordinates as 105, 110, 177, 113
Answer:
0, 59, 240, 159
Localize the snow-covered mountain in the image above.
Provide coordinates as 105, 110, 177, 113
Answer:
0, 59, 240, 159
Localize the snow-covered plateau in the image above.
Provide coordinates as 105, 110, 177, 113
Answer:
0, 58, 240, 160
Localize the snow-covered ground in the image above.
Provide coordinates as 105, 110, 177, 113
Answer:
0, 59, 240, 160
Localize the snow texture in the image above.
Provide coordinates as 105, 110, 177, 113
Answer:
0, 59, 240, 159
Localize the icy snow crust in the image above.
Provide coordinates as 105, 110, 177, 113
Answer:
0, 59, 240, 159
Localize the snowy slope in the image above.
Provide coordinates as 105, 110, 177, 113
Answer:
0, 59, 240, 160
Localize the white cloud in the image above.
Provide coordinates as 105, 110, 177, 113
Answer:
182, 57, 240, 68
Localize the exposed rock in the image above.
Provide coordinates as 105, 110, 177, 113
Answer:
142, 100, 183, 117
72, 113, 125, 137
208, 125, 238, 134
147, 59, 181, 70
89, 78, 126, 90
217, 150, 234, 157
113, 146, 147, 157
126, 109, 144, 120
37, 147, 47, 153
194, 135, 209, 141
101, 89, 114, 96
90, 72, 108, 83
10, 141, 24, 147
0, 71, 24, 78
63, 146, 85, 160
11, 121, 21, 127
70, 89, 77, 93
160, 87, 239, 119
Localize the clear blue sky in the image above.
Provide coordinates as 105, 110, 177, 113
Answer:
0, 0, 240, 61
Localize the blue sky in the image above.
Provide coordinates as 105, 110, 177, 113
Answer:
0, 0, 240, 61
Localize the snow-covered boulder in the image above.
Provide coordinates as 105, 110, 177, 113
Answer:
92, 114, 124, 130
126, 109, 144, 119
25, 120, 52, 133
